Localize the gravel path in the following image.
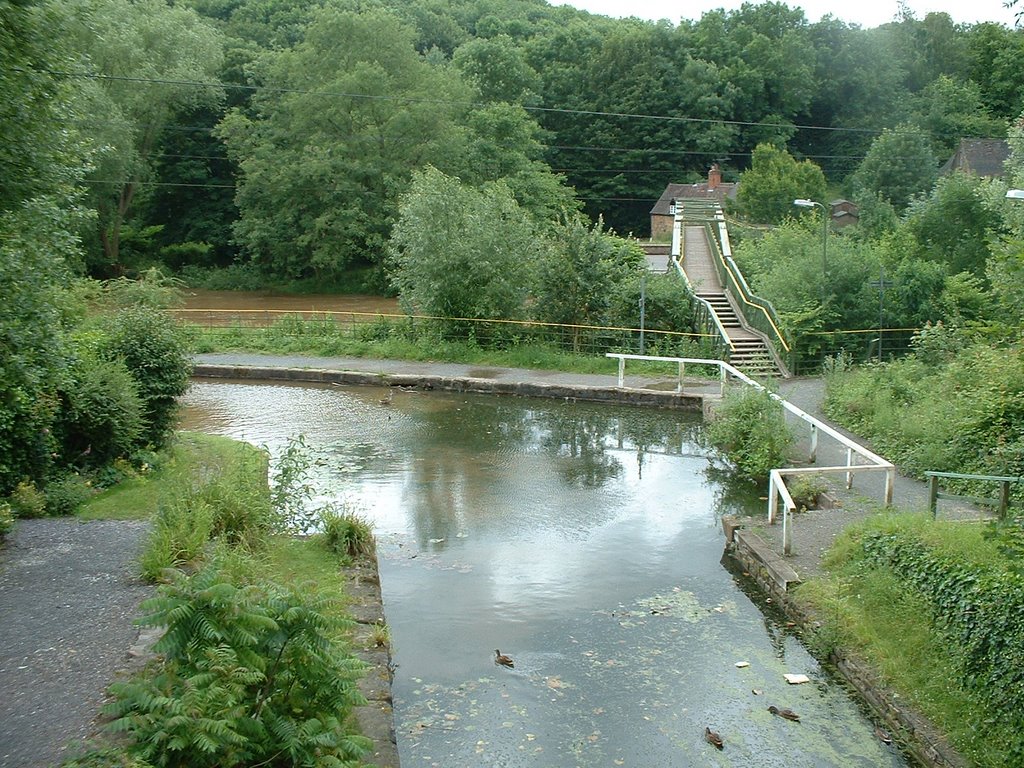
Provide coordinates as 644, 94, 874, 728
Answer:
0, 519, 151, 768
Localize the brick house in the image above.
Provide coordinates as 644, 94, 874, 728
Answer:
649, 164, 738, 239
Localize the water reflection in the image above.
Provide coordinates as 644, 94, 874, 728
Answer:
181, 381, 907, 767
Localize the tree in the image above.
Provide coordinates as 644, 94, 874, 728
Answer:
909, 75, 1005, 160
388, 166, 542, 330
903, 172, 998, 278
533, 215, 643, 348
851, 126, 937, 211
736, 143, 827, 224
67, 0, 224, 275
0, 0, 90, 493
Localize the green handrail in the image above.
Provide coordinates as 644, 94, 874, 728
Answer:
680, 201, 793, 373
925, 471, 1021, 519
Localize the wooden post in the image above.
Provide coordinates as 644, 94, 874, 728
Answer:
617, 356, 625, 388
677, 361, 684, 393
884, 467, 894, 507
998, 480, 1010, 519
768, 475, 778, 524
783, 503, 791, 556
929, 475, 939, 519
809, 424, 818, 464
846, 447, 854, 489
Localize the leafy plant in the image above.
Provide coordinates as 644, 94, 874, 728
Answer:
104, 566, 370, 767
0, 501, 13, 540
320, 507, 375, 559
787, 474, 828, 511
44, 473, 94, 516
706, 386, 794, 483
8, 480, 48, 518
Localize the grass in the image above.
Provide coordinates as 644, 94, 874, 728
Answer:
78, 433, 258, 521
795, 512, 1020, 767
190, 316, 722, 380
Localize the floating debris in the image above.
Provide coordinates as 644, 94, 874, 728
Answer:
734, 661, 750, 668
784, 673, 810, 685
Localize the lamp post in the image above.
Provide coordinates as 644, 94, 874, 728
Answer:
794, 198, 828, 303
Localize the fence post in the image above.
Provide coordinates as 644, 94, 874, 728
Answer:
768, 474, 778, 524
809, 424, 818, 464
884, 467, 894, 507
783, 504, 791, 556
617, 356, 625, 388
846, 447, 854, 489
928, 475, 939, 519
998, 480, 1010, 519
677, 361, 684, 393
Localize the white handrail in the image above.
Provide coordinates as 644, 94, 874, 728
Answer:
606, 353, 896, 555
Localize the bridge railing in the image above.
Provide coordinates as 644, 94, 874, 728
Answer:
680, 201, 793, 374
667, 245, 733, 361
607, 353, 896, 556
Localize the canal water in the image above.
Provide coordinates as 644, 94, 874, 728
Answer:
181, 380, 906, 768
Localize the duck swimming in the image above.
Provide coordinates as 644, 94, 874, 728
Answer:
768, 705, 801, 722
704, 727, 724, 749
494, 649, 514, 668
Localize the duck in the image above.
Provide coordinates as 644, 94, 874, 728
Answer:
704, 727, 724, 750
874, 726, 893, 745
768, 705, 801, 722
494, 649, 514, 668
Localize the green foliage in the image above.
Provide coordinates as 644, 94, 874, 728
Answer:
851, 126, 938, 212
320, 508, 375, 560
0, 501, 14, 541
389, 166, 543, 332
97, 305, 193, 449
736, 144, 827, 225
903, 172, 999, 278
706, 386, 793, 482
8, 481, 48, 519
824, 342, 1024, 484
787, 473, 828, 511
44, 473, 94, 517
55, 350, 145, 470
104, 566, 370, 767
532, 214, 643, 348
858, 530, 1024, 761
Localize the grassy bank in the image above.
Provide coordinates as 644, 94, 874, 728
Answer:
68, 432, 378, 768
188, 314, 720, 379
794, 513, 1024, 767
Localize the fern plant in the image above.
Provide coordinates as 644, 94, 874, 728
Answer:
104, 566, 370, 767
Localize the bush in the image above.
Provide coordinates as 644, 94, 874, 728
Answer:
55, 351, 145, 468
139, 495, 214, 582
788, 474, 828, 511
45, 473, 94, 516
321, 507, 375, 559
0, 501, 13, 540
8, 480, 47, 518
706, 386, 793, 482
98, 305, 192, 449
104, 566, 370, 767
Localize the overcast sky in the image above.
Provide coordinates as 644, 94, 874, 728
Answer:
554, 0, 1019, 29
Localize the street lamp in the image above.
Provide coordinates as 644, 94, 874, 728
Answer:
1007, 189, 1024, 199
794, 199, 828, 302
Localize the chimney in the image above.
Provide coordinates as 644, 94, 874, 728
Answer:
708, 164, 721, 190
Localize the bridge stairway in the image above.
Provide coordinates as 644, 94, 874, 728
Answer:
696, 292, 779, 378
679, 225, 784, 378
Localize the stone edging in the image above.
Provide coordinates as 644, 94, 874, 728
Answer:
192, 364, 705, 410
723, 518, 966, 768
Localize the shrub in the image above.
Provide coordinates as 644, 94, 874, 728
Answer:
55, 351, 145, 468
8, 480, 47, 518
104, 566, 370, 767
787, 474, 828, 511
320, 507, 375, 559
706, 386, 793, 482
0, 501, 13, 540
45, 473, 94, 517
139, 495, 214, 582
98, 305, 192, 449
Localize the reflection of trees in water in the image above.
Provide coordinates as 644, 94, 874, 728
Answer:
705, 463, 767, 520
537, 406, 623, 487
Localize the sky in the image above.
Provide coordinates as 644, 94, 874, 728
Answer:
554, 0, 1020, 29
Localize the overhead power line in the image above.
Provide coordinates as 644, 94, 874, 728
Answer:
39, 67, 896, 137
